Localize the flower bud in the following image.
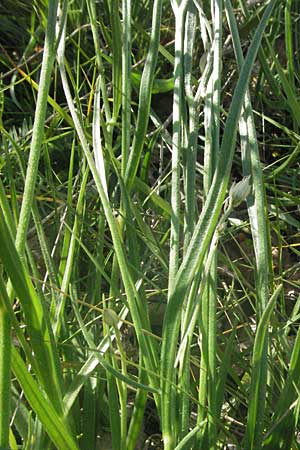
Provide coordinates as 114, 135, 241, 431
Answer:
229, 176, 251, 207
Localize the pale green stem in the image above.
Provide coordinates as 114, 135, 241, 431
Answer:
121, 0, 132, 177
163, 3, 189, 446
86, 0, 112, 127
168, 2, 188, 295
15, 0, 59, 255
125, 0, 163, 189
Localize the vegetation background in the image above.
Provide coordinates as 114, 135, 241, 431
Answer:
0, 0, 300, 449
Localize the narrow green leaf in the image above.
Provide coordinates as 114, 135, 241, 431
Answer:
11, 347, 79, 450
244, 285, 283, 450
0, 210, 64, 415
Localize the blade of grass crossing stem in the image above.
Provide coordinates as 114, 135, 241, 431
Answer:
0, 210, 65, 416
269, 141, 300, 179
243, 285, 283, 450
30, 202, 61, 315
70, 291, 160, 394
57, 12, 160, 402
0, 275, 11, 449
117, 177, 154, 334
125, 0, 163, 189
63, 306, 130, 415
160, 3, 275, 448
174, 421, 207, 450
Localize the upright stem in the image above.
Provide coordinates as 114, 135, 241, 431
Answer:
86, 0, 112, 128
125, 0, 163, 189
162, 3, 189, 447
168, 2, 188, 294
15, 0, 59, 255
121, 0, 132, 177
206, 2, 222, 448
0, 277, 11, 449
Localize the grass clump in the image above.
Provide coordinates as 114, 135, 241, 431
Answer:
0, 1, 300, 449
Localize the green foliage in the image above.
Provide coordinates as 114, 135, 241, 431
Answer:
0, 0, 300, 449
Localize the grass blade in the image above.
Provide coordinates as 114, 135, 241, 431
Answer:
244, 285, 283, 449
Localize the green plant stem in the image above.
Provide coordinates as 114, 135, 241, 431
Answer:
86, 0, 112, 127
0, 276, 11, 449
121, 0, 131, 177
165, 2, 190, 444
168, 0, 189, 293
109, 0, 122, 125
125, 0, 163, 189
111, 314, 128, 449
205, 2, 222, 448
14, 0, 58, 255
183, 1, 199, 250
